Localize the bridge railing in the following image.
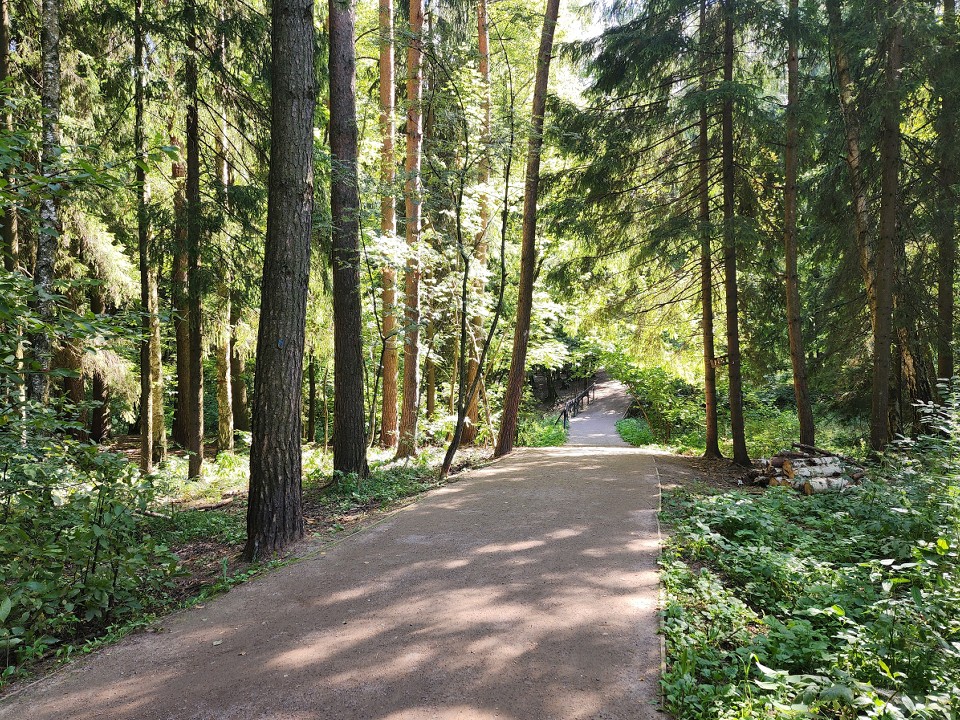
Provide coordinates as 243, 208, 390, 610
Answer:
555, 383, 597, 429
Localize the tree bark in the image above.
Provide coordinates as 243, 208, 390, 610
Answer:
330, 0, 369, 478
230, 292, 250, 431
871, 1, 901, 450
699, 0, 721, 460
243, 0, 314, 560
1, 0, 17, 273
495, 0, 560, 457
186, 0, 204, 478
307, 351, 317, 442
938, 0, 956, 381
379, 0, 399, 448
783, 0, 815, 446
462, 0, 492, 446
215, 48, 233, 455
31, 0, 61, 404
150, 268, 166, 462
170, 131, 190, 447
396, 0, 425, 459
135, 0, 154, 473
720, 0, 749, 466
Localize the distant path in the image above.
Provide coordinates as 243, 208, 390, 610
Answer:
566, 373, 632, 447
1, 378, 668, 720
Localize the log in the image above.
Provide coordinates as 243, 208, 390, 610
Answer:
792, 442, 864, 469
783, 458, 843, 478
802, 476, 853, 494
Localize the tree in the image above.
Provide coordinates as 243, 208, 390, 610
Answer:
720, 0, 749, 466
495, 0, 561, 457
783, 0, 814, 446
396, 0, 425, 459
937, 0, 956, 381
331, 0, 369, 478
243, 0, 315, 560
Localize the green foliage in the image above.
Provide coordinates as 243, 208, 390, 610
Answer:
616, 417, 655, 446
659, 391, 960, 719
308, 460, 439, 517
517, 413, 567, 447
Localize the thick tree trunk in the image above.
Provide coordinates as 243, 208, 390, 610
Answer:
721, 0, 749, 466
1, 0, 17, 273
699, 0, 721, 460
230, 293, 250, 431
783, 0, 815, 446
243, 0, 314, 560
31, 0, 61, 404
495, 0, 560, 457
871, 3, 901, 450
938, 0, 957, 381
135, 0, 154, 473
396, 0, 425, 459
379, 0, 399, 449
186, 1, 204, 478
330, 0, 369, 478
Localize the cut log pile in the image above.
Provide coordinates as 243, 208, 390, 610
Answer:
746, 443, 866, 495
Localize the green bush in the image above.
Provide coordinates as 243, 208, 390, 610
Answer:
517, 413, 567, 447
616, 417, 655, 446
659, 388, 960, 719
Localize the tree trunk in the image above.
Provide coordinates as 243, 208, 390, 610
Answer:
396, 0, 425, 459
330, 0, 369, 478
495, 0, 560, 457
938, 0, 956, 381
31, 0, 61, 404
783, 0, 815, 446
699, 2, 721, 459
150, 268, 166, 463
721, 0, 749, 466
230, 292, 250, 431
89, 288, 111, 442
186, 0, 204, 479
171, 131, 190, 447
1, 0, 17, 273
135, 0, 153, 473
307, 351, 317, 442
379, 0, 399, 449
243, 0, 315, 560
215, 58, 233, 455
871, 2, 901, 450
462, 0, 492, 446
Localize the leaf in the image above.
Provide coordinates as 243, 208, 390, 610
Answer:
0, 596, 11, 623
819, 684, 855, 703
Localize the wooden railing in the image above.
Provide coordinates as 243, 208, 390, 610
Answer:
555, 383, 596, 429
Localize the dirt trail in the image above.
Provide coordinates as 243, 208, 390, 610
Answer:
2, 382, 668, 720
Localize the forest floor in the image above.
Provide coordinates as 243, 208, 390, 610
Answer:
0, 379, 746, 719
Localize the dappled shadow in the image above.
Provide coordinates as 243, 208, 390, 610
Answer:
0, 447, 667, 720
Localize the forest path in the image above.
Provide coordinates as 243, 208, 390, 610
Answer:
2, 387, 668, 720
565, 373, 632, 446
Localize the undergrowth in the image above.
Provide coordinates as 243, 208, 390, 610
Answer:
659, 392, 960, 719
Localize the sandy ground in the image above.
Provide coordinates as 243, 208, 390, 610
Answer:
1, 379, 668, 720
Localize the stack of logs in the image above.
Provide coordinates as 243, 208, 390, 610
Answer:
747, 443, 866, 495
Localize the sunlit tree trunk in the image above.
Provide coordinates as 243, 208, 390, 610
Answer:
463, 0, 491, 446
379, 0, 399, 448
938, 0, 956, 381
699, 0, 721, 460
396, 0, 425, 459
1, 0, 17, 273
783, 0, 815, 446
330, 0, 369, 477
215, 31, 233, 455
135, 0, 154, 473
186, 0, 204, 478
89, 288, 111, 442
31, 0, 61, 404
170, 129, 190, 448
720, 0, 749, 466
243, 0, 315, 560
871, 0, 901, 450
307, 351, 317, 442
230, 292, 250, 431
495, 0, 560, 457
150, 269, 166, 463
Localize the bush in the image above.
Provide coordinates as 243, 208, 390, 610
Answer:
616, 417, 655, 446
517, 413, 567, 447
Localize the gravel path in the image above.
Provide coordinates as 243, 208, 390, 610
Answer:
565, 376, 632, 447
1, 381, 667, 720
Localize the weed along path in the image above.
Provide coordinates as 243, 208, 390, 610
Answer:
2, 384, 667, 719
